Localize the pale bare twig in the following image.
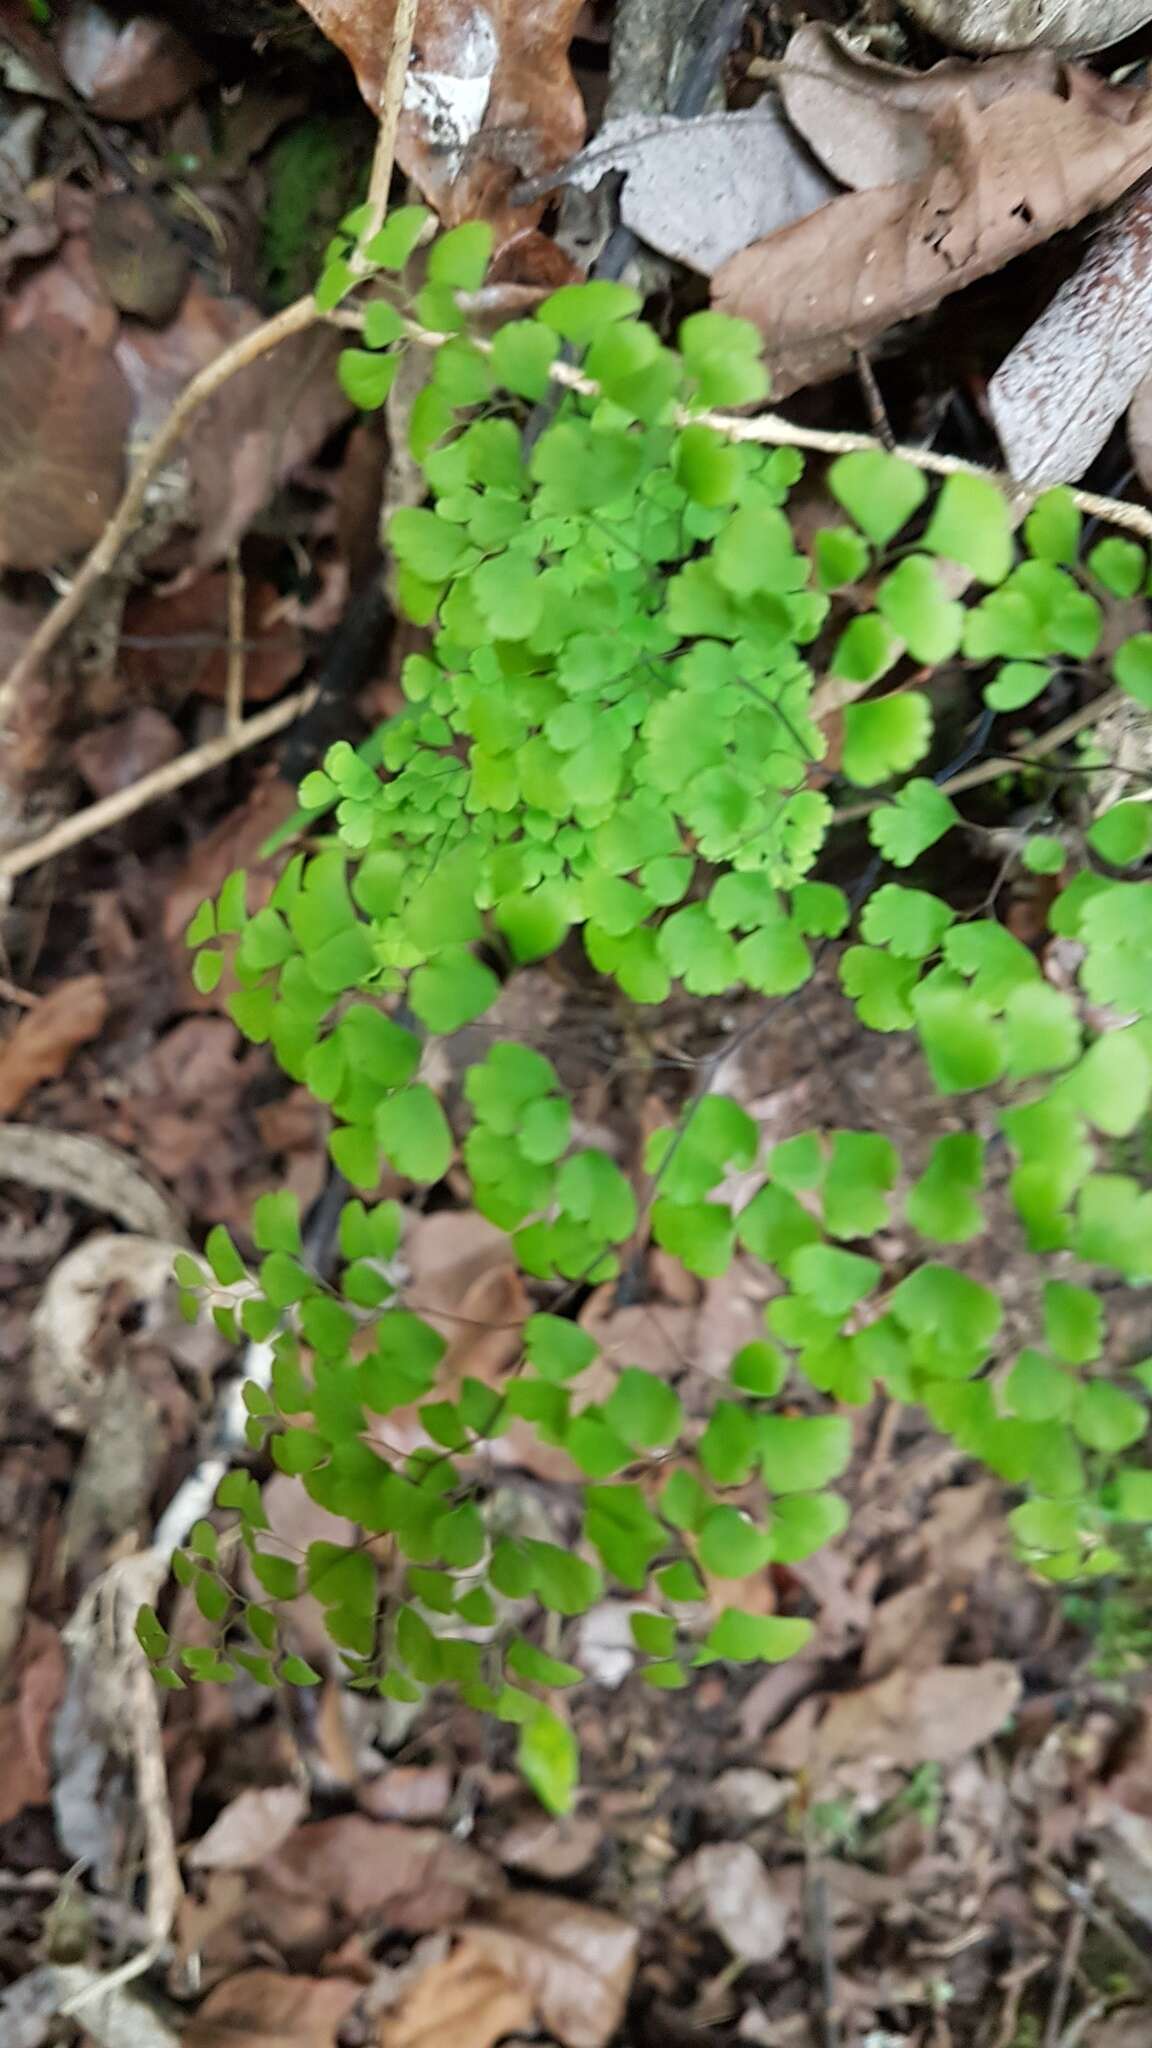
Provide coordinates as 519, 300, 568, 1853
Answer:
402, 317, 1152, 540
224, 547, 245, 734
1043, 1907, 1086, 2048
0, 685, 316, 880
361, 0, 419, 248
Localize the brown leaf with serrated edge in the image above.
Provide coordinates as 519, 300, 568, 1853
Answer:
0, 323, 130, 570
714, 86, 1152, 397
0, 976, 107, 1117
296, 0, 585, 243
182, 1968, 360, 2048
779, 23, 1061, 191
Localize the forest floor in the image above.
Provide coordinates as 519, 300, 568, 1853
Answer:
2, 3, 1152, 2046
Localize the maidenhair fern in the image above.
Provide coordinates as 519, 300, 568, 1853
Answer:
150, 205, 1152, 1812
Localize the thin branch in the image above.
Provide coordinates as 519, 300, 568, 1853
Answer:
224, 547, 245, 734
0, 686, 316, 881
401, 319, 1152, 542
0, 293, 320, 734
361, 0, 419, 247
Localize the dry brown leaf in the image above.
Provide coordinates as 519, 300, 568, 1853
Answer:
297, 0, 585, 243
0, 1618, 65, 1827
120, 572, 303, 708
860, 1578, 957, 1680
496, 1810, 604, 1880
459, 1893, 637, 2048
163, 779, 301, 971
0, 323, 130, 569
902, 0, 1152, 55
0, 974, 107, 1117
261, 1815, 503, 1934
116, 277, 350, 569
714, 87, 1152, 397
188, 1784, 309, 1871
779, 24, 1061, 191
88, 192, 191, 323
990, 173, 1152, 484
814, 1661, 1022, 1772
182, 1968, 360, 2048
58, 1, 209, 118
72, 707, 183, 798
669, 1842, 797, 1964
379, 1936, 534, 2048
359, 1763, 453, 1822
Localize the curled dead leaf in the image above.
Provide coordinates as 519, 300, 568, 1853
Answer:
296, 0, 586, 244
778, 24, 1061, 191
715, 86, 1152, 396
0, 975, 108, 1117
0, 1123, 187, 1239
30, 1231, 185, 1430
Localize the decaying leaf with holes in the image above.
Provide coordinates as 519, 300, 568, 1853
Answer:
714, 84, 1152, 395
